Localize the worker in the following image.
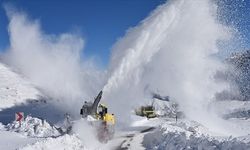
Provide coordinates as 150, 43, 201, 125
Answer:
98, 104, 107, 120
80, 101, 88, 118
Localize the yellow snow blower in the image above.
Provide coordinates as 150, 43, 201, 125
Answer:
80, 91, 115, 143
135, 105, 157, 119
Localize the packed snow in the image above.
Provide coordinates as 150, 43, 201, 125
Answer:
20, 134, 85, 150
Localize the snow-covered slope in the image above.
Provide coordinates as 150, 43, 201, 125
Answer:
0, 63, 41, 110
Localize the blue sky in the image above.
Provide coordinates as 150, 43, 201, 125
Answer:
0, 0, 249, 66
217, 0, 250, 51
0, 0, 165, 65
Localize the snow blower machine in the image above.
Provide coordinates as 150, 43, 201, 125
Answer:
135, 93, 170, 119
135, 105, 157, 119
80, 91, 115, 143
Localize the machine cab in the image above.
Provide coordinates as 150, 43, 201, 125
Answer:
98, 104, 108, 119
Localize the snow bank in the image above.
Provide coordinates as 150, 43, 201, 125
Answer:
20, 134, 86, 150
143, 120, 250, 150
144, 130, 250, 150
6, 115, 60, 137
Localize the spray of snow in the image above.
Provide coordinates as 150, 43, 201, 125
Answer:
72, 119, 101, 149
2, 5, 104, 117
102, 0, 242, 135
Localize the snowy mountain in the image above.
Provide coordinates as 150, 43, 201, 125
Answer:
0, 63, 41, 110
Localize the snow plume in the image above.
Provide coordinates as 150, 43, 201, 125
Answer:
72, 119, 100, 149
103, 0, 236, 134
2, 5, 104, 117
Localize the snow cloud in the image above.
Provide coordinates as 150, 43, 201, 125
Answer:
72, 119, 100, 149
2, 4, 104, 117
102, 0, 237, 135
